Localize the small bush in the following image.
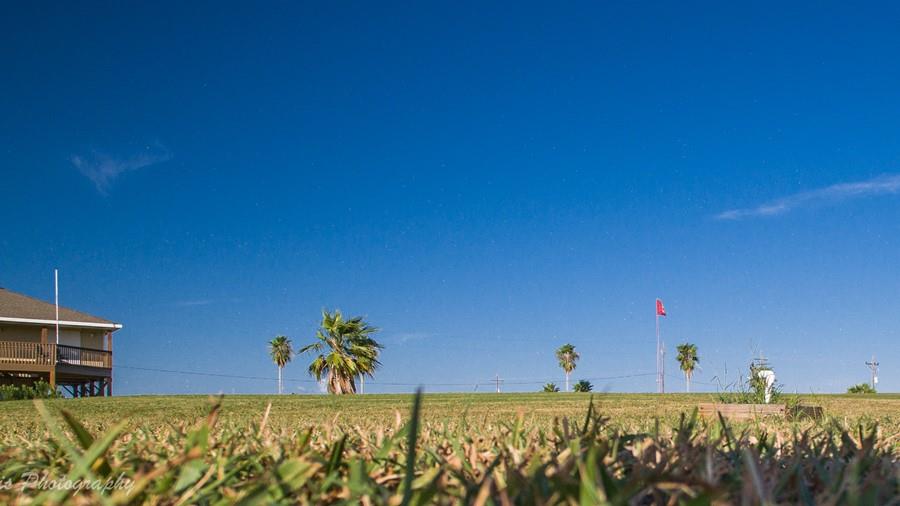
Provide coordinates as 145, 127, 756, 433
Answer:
541, 382, 559, 392
573, 379, 593, 392
716, 362, 783, 404
847, 383, 876, 394
0, 381, 60, 401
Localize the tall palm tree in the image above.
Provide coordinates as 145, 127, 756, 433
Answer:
299, 310, 382, 395
268, 335, 293, 395
555, 343, 580, 392
676, 343, 699, 392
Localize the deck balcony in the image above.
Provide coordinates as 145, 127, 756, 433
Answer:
0, 341, 111, 369
0, 341, 113, 396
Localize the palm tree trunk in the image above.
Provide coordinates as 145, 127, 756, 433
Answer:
278, 366, 283, 395
685, 371, 691, 393
328, 371, 356, 395
565, 372, 570, 393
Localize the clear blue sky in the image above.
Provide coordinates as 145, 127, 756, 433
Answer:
2, 2, 899, 395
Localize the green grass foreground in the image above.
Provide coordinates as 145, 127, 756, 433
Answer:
0, 393, 898, 504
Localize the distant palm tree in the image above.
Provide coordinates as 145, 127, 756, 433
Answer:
573, 379, 593, 392
556, 344, 579, 392
676, 343, 699, 392
299, 310, 382, 395
542, 382, 559, 393
268, 335, 293, 395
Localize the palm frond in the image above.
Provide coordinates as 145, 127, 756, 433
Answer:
269, 335, 294, 368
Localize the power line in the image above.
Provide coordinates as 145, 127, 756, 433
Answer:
117, 364, 318, 383
116, 364, 490, 387
501, 372, 657, 385
665, 373, 718, 387
368, 380, 491, 387
117, 364, 657, 389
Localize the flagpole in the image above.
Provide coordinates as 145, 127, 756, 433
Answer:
54, 269, 60, 345
655, 307, 660, 394
661, 339, 665, 394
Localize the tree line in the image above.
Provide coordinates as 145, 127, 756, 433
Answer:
542, 342, 700, 393
269, 312, 702, 395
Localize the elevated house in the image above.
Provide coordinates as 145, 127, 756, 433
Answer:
0, 287, 121, 396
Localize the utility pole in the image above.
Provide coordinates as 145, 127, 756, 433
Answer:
495, 374, 502, 393
865, 356, 879, 391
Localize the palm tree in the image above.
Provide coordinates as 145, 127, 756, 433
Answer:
299, 310, 382, 395
675, 343, 699, 392
573, 379, 593, 392
268, 335, 293, 395
555, 343, 579, 392
542, 382, 560, 393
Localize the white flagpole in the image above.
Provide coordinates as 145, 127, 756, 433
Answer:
54, 269, 60, 345
655, 304, 660, 394
661, 340, 665, 394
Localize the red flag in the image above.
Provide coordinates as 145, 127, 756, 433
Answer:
656, 299, 666, 317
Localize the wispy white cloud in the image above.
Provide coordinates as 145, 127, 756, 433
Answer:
175, 299, 213, 307
716, 174, 900, 220
71, 142, 172, 194
388, 332, 433, 343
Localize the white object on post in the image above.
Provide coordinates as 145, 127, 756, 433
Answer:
756, 369, 776, 404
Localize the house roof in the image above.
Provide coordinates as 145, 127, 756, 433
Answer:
0, 288, 122, 330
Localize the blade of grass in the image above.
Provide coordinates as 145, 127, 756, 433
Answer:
400, 388, 423, 506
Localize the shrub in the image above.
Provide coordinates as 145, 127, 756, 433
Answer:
848, 383, 876, 394
716, 361, 783, 404
573, 379, 593, 392
0, 381, 60, 401
541, 382, 559, 392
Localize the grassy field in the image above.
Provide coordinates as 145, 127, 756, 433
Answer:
2, 392, 900, 435
0, 392, 898, 504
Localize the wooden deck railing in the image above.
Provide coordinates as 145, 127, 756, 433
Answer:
0, 341, 55, 366
57, 344, 111, 368
0, 342, 111, 369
